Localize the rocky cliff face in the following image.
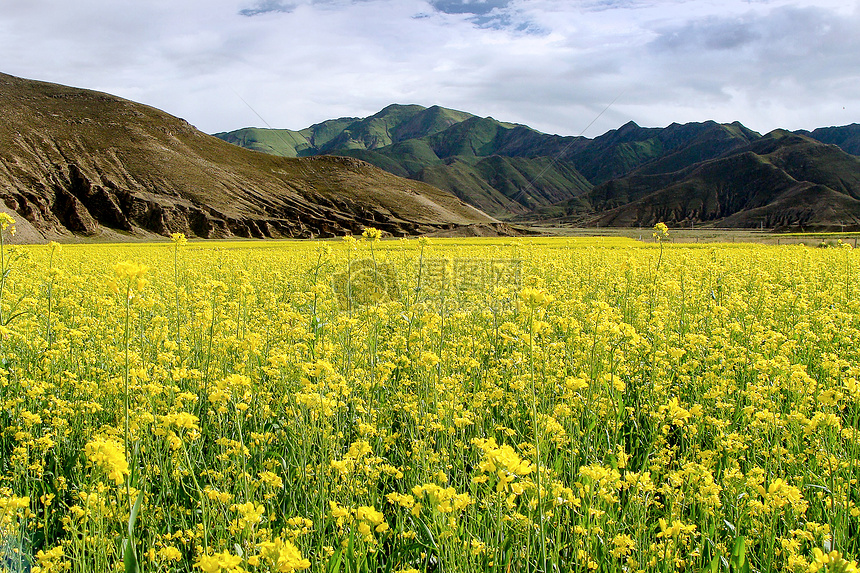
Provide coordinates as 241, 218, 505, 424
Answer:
0, 73, 497, 242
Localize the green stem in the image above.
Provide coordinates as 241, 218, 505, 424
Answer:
0, 230, 6, 327
124, 281, 132, 462
528, 306, 548, 571
174, 244, 181, 348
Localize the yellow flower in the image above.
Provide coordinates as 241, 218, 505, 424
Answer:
33, 545, 64, 573
355, 505, 388, 533
232, 501, 265, 529
657, 518, 696, 538
362, 227, 382, 241
257, 537, 311, 572
412, 484, 472, 514
611, 534, 636, 557
113, 260, 149, 280
329, 500, 351, 527
419, 351, 440, 368
158, 546, 183, 561
519, 287, 554, 308
113, 260, 149, 292
385, 492, 416, 509
259, 470, 284, 489
194, 555, 218, 573
195, 551, 242, 573
653, 222, 669, 240
0, 213, 15, 234
809, 549, 859, 573
84, 437, 129, 486
161, 411, 200, 432
473, 438, 534, 478
170, 232, 188, 245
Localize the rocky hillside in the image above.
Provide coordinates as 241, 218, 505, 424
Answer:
0, 73, 498, 242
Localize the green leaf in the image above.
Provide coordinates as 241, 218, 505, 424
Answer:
708, 553, 720, 573
346, 530, 355, 568
414, 517, 439, 552
700, 537, 714, 568
128, 490, 143, 538
327, 547, 343, 573
122, 538, 139, 573
730, 536, 747, 572
128, 442, 141, 488
384, 542, 434, 573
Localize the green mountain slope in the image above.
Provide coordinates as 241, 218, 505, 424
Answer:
312, 104, 476, 153
216, 104, 860, 229
391, 105, 475, 143
216, 107, 770, 220
797, 124, 860, 156
213, 116, 359, 158
564, 131, 860, 230
216, 106, 597, 219
415, 156, 593, 216
329, 118, 594, 217
317, 104, 427, 152
565, 120, 760, 184
212, 127, 314, 157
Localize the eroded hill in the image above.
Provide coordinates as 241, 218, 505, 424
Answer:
0, 74, 498, 242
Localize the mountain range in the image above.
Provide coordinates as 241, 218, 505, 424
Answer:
0, 73, 499, 242
216, 105, 860, 231
2, 71, 858, 241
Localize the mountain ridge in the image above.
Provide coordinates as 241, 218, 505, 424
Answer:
216, 104, 860, 230
537, 130, 860, 230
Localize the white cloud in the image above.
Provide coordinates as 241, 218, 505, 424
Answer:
0, 0, 857, 136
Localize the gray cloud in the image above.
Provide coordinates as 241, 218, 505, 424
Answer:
651, 15, 761, 51
239, 1, 297, 16
426, 0, 543, 33
646, 6, 860, 90
625, 3, 860, 131
0, 0, 857, 138
428, 0, 512, 15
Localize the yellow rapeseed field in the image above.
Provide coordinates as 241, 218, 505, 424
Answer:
0, 218, 859, 572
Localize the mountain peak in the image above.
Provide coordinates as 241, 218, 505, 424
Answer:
372, 103, 426, 118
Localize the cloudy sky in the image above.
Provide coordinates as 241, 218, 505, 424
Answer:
2, 0, 858, 137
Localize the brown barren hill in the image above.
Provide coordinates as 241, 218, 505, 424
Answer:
0, 73, 497, 242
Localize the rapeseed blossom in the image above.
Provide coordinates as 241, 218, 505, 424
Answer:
84, 437, 129, 485
257, 537, 311, 572
195, 551, 242, 573
362, 227, 382, 241
0, 212, 15, 234
170, 232, 188, 245
1, 236, 858, 572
